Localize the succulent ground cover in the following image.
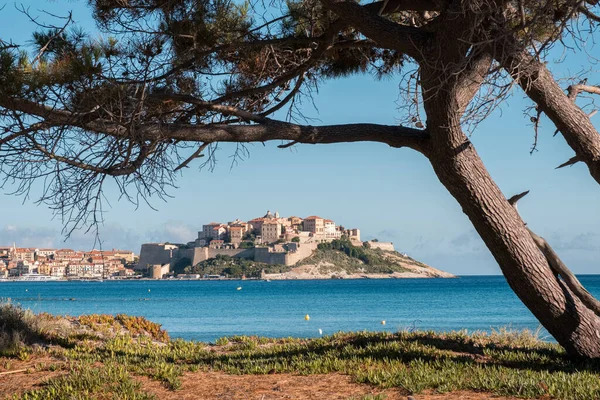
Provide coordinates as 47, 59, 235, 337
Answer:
2, 302, 600, 399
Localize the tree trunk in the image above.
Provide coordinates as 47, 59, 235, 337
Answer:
422, 97, 600, 357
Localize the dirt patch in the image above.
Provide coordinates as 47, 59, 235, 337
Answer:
137, 371, 517, 400
0, 356, 66, 399
137, 371, 401, 399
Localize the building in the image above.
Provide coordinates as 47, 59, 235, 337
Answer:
200, 223, 223, 240
348, 228, 361, 242
248, 218, 265, 234
261, 221, 282, 244
303, 216, 325, 235
229, 225, 246, 245
13, 248, 36, 263
38, 263, 52, 276
67, 263, 103, 277
50, 265, 66, 277
209, 239, 225, 249
287, 216, 303, 232
54, 249, 77, 261
0, 247, 11, 257
36, 249, 55, 258
212, 225, 227, 240
324, 219, 340, 238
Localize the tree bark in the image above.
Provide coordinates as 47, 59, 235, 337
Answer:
419, 53, 600, 357
426, 132, 600, 357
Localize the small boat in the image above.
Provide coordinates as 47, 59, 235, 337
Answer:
14, 274, 61, 282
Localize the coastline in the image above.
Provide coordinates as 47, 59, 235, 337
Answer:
1, 302, 595, 400
0, 274, 456, 282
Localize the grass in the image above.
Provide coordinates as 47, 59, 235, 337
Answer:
15, 363, 156, 400
0, 300, 41, 357
4, 302, 600, 399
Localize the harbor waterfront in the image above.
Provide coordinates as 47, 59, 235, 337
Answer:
3, 275, 600, 343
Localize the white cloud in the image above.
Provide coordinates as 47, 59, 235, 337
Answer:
144, 221, 197, 245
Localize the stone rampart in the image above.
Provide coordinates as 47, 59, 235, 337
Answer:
285, 242, 318, 265
191, 247, 255, 265
136, 244, 177, 270
368, 241, 395, 252
254, 242, 317, 266
138, 241, 317, 270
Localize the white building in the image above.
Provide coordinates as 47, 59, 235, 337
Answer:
324, 219, 340, 239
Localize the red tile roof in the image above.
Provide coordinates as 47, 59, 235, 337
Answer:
304, 216, 323, 220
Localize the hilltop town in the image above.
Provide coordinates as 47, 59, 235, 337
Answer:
0, 247, 137, 280
138, 211, 360, 276
138, 211, 454, 279
0, 211, 453, 281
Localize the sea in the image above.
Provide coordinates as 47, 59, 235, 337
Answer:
2, 275, 600, 343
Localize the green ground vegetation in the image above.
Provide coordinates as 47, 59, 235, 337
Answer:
183, 254, 290, 278
3, 303, 600, 399
298, 239, 411, 274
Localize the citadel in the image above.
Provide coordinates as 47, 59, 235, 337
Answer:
137, 211, 371, 276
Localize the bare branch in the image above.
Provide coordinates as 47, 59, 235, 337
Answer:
568, 83, 600, 99
578, 5, 600, 22
173, 142, 208, 172
278, 140, 299, 149
556, 155, 581, 169
509, 191, 600, 317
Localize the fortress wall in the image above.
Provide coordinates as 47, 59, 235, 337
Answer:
254, 247, 275, 264
136, 244, 175, 270
192, 247, 254, 265
177, 248, 196, 264
255, 243, 317, 266
254, 247, 287, 265
368, 242, 395, 252
139, 241, 316, 270
285, 243, 318, 265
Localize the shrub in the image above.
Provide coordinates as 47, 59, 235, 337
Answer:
0, 301, 40, 356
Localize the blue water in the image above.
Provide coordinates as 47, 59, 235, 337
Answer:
2, 276, 600, 343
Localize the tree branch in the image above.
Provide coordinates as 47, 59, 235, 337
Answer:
556, 155, 581, 169
508, 191, 600, 317
365, 0, 448, 14
567, 83, 600, 99
173, 142, 208, 172
148, 93, 268, 123
320, 0, 432, 60
496, 42, 600, 185
0, 97, 431, 152
578, 5, 600, 22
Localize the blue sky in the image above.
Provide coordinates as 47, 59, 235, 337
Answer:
0, 1, 599, 275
